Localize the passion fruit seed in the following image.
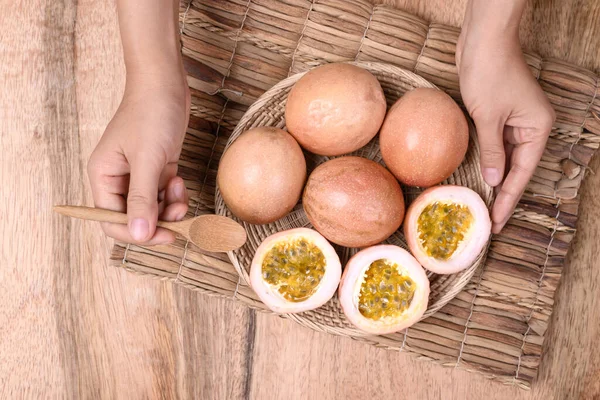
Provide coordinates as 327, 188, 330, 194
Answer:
417, 201, 474, 260
358, 259, 416, 321
261, 238, 326, 302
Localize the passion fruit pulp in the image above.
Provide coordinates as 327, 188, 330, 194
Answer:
417, 201, 474, 260
339, 245, 430, 334
404, 185, 491, 274
250, 228, 341, 313
261, 237, 326, 302
357, 259, 416, 320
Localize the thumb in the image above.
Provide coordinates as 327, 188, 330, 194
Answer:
475, 117, 506, 187
127, 157, 162, 242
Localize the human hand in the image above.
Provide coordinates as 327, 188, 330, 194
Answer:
88, 74, 191, 245
456, 0, 555, 234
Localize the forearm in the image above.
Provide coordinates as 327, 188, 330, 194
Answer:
467, 0, 526, 40
117, 0, 183, 79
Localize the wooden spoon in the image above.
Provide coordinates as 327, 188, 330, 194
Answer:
53, 205, 247, 252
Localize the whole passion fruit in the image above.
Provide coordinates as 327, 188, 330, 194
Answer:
217, 127, 306, 224
250, 228, 342, 313
285, 63, 387, 156
339, 245, 430, 334
404, 185, 491, 274
303, 156, 405, 248
380, 88, 468, 187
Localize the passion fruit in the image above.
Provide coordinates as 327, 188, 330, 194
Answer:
303, 156, 405, 248
217, 127, 306, 224
404, 185, 491, 274
285, 63, 387, 156
339, 245, 430, 334
380, 87, 469, 187
250, 228, 342, 313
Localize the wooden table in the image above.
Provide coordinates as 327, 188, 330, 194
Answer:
1, 0, 599, 398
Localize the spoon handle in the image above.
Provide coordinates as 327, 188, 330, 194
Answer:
53, 205, 190, 238
53, 205, 129, 224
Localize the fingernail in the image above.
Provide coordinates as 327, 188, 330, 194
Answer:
176, 210, 187, 221
130, 218, 149, 241
174, 181, 185, 199
492, 222, 504, 234
492, 216, 510, 234
483, 168, 501, 186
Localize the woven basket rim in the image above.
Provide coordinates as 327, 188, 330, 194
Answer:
215, 61, 493, 334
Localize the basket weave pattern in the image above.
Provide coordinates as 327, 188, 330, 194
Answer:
110, 0, 600, 389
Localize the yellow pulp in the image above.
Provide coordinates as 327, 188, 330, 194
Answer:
417, 201, 473, 260
261, 238, 326, 302
358, 259, 416, 320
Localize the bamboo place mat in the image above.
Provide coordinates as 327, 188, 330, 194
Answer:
109, 0, 600, 389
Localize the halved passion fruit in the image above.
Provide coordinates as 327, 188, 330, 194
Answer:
404, 185, 491, 274
338, 245, 430, 334
250, 228, 342, 313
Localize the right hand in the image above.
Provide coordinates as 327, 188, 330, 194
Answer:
88, 73, 191, 245
456, 0, 555, 234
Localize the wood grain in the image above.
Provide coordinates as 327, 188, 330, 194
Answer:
1, 0, 599, 398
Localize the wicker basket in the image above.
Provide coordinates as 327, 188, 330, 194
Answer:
214, 61, 494, 336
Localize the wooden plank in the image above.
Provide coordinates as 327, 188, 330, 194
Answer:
0, 0, 79, 396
